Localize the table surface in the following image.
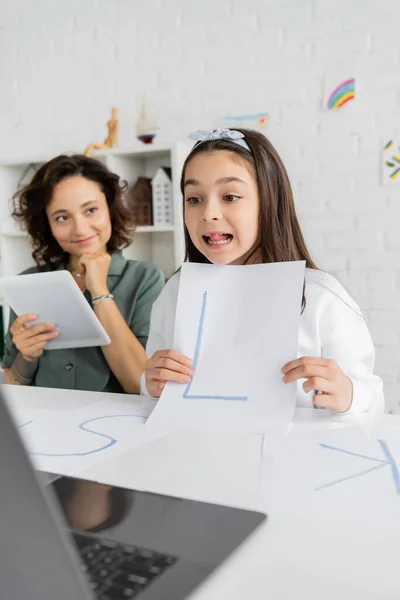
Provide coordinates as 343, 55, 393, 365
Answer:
3, 384, 400, 600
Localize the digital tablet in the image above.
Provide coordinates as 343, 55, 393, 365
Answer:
0, 270, 111, 350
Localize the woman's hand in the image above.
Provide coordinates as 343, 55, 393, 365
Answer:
77, 251, 111, 297
281, 356, 353, 413
10, 314, 59, 361
145, 349, 195, 398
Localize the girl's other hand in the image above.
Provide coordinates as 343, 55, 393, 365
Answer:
145, 349, 195, 398
281, 356, 353, 413
10, 313, 59, 361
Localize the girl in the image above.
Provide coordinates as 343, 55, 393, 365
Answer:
3, 154, 164, 393
143, 128, 384, 414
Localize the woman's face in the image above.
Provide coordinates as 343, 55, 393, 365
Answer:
46, 176, 112, 257
183, 151, 260, 265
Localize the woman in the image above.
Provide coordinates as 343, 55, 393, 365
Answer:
3, 154, 164, 393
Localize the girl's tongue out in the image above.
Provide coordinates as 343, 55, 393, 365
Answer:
204, 233, 233, 245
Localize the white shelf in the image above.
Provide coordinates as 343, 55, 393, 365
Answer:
0, 141, 191, 331
0, 221, 175, 237
136, 225, 174, 233
0, 143, 182, 167
0, 221, 27, 237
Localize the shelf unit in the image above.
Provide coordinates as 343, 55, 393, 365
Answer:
0, 142, 192, 329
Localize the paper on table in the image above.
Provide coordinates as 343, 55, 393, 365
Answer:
261, 425, 400, 528
5, 389, 160, 477
147, 261, 305, 434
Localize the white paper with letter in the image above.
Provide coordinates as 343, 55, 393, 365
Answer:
3, 385, 159, 476
261, 425, 400, 528
147, 261, 305, 434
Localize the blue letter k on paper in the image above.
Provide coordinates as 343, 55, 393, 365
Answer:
315, 439, 400, 494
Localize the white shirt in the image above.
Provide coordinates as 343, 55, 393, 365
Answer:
141, 268, 384, 415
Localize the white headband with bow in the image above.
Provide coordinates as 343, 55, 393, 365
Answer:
188, 128, 251, 152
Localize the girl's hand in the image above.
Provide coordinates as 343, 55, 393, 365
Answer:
77, 251, 111, 297
281, 356, 353, 413
145, 349, 195, 398
10, 314, 59, 361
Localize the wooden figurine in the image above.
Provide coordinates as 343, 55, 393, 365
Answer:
84, 108, 119, 157
127, 177, 153, 226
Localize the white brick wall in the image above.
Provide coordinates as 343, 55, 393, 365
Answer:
1, 0, 399, 410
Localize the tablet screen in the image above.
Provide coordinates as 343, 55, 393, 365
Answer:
0, 271, 111, 350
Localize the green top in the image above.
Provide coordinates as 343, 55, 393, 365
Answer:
2, 253, 164, 393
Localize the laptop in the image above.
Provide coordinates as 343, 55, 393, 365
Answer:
0, 387, 266, 600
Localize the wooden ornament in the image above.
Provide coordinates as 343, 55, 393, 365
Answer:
127, 177, 153, 226
84, 107, 119, 157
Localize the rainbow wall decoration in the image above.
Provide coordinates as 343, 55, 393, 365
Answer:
326, 78, 355, 110
382, 140, 400, 186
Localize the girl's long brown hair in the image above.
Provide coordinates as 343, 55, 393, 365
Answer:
180, 128, 318, 309
180, 128, 317, 268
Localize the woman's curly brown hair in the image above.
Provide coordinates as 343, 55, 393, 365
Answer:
12, 154, 135, 271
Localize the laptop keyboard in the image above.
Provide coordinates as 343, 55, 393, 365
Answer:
73, 531, 177, 599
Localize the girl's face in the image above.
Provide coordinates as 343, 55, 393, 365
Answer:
183, 151, 260, 265
46, 176, 112, 257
